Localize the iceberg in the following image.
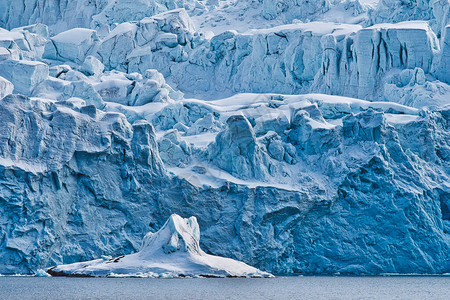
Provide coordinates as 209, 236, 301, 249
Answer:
47, 214, 272, 278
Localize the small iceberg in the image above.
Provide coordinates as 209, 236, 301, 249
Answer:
35, 269, 51, 277
47, 214, 272, 278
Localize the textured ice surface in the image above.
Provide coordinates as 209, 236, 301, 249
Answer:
0, 60, 49, 95
43, 28, 99, 63
0, 1, 449, 276
436, 25, 450, 83
0, 0, 445, 36
0, 0, 204, 34
370, 0, 449, 36
0, 91, 448, 275
47, 214, 272, 278
72, 11, 446, 103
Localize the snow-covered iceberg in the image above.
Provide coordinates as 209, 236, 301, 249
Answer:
47, 214, 272, 278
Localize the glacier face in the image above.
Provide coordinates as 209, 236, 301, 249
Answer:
0, 92, 448, 275
370, 0, 450, 37
0, 0, 204, 34
29, 9, 446, 105
1, 0, 447, 36
0, 1, 449, 276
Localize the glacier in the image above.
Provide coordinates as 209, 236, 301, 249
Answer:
0, 0, 449, 276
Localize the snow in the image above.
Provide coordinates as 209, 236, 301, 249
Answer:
247, 22, 362, 36
51, 28, 97, 45
0, 75, 13, 98
368, 21, 433, 30
103, 22, 137, 42
48, 214, 272, 278
384, 114, 420, 124
80, 55, 104, 76
44, 28, 98, 63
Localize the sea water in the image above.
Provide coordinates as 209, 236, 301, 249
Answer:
0, 276, 449, 299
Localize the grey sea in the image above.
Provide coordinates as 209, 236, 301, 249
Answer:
0, 276, 449, 299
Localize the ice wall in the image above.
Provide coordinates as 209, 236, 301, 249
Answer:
436, 25, 450, 83
316, 21, 441, 99
0, 94, 165, 273
88, 12, 445, 103
0, 0, 203, 34
0, 93, 448, 275
370, 0, 450, 37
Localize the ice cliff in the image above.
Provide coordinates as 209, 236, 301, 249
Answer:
370, 0, 450, 37
20, 9, 445, 105
1, 90, 448, 275
0, 1, 449, 276
1, 0, 447, 36
0, 0, 204, 34
47, 214, 272, 277
1, 4, 449, 105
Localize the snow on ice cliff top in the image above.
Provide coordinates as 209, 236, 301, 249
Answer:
0, 0, 449, 276
47, 214, 272, 278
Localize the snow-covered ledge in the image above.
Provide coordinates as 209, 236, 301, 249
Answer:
47, 214, 273, 278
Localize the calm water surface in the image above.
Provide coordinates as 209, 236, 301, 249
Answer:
0, 276, 449, 300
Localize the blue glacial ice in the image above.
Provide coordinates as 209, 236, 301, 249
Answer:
0, 0, 449, 276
